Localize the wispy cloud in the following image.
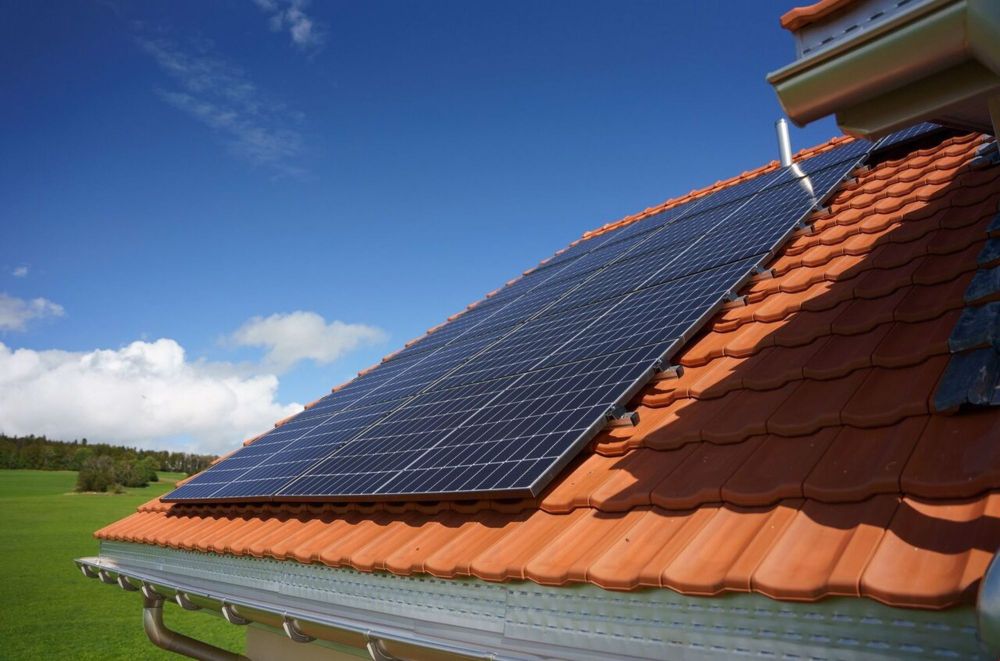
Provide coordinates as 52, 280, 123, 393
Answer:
12, 266, 28, 278
136, 36, 306, 175
230, 311, 386, 372
253, 0, 326, 51
0, 293, 64, 331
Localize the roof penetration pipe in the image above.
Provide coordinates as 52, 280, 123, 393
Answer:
776, 117, 795, 167
775, 118, 819, 207
142, 594, 250, 661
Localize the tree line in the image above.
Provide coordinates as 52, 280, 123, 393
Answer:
0, 434, 218, 493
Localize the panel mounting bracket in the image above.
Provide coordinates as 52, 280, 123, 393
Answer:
811, 204, 832, 219
652, 364, 684, 381
722, 292, 747, 308
605, 405, 639, 427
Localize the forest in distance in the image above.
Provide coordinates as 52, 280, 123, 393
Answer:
0, 434, 217, 492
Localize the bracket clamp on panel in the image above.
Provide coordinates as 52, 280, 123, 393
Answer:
653, 363, 684, 381
811, 204, 832, 219
722, 291, 747, 308
605, 405, 639, 427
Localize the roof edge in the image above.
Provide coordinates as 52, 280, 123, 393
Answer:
579, 134, 855, 241
781, 0, 859, 31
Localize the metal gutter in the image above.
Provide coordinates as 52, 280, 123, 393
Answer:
766, 0, 1000, 138
77, 542, 989, 660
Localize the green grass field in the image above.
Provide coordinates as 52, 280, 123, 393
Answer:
0, 470, 246, 660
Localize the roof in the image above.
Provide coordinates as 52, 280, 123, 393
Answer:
96, 129, 1000, 611
781, 0, 861, 31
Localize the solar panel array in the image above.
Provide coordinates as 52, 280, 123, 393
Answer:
166, 137, 874, 503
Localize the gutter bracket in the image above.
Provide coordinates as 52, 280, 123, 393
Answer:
283, 616, 315, 643
117, 575, 139, 592
221, 603, 250, 626
366, 633, 400, 661
176, 591, 202, 611
143, 594, 250, 661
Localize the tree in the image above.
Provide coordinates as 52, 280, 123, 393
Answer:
76, 456, 116, 492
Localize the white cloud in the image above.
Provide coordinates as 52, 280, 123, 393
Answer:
254, 0, 326, 50
12, 266, 28, 278
0, 293, 64, 331
136, 36, 305, 175
231, 311, 386, 372
0, 339, 302, 454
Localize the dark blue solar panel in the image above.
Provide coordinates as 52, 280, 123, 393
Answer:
873, 122, 943, 152
165, 129, 885, 503
796, 138, 871, 174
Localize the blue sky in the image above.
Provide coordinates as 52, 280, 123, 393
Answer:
0, 1, 840, 453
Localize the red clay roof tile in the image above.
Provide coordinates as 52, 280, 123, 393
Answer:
780, 0, 859, 31
97, 130, 1000, 610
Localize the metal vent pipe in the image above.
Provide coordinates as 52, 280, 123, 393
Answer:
776, 118, 795, 167
775, 118, 819, 207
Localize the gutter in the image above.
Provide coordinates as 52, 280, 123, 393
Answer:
767, 0, 1000, 138
77, 558, 497, 661
77, 543, 991, 660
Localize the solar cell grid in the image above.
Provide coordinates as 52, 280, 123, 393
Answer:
796, 139, 871, 173
873, 122, 942, 151
165, 131, 879, 503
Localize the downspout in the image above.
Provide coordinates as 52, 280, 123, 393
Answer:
141, 587, 249, 661
775, 118, 820, 208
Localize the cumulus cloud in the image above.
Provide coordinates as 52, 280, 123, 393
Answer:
231, 311, 386, 372
0, 293, 64, 331
254, 0, 326, 50
0, 339, 302, 454
136, 36, 306, 175
12, 266, 28, 278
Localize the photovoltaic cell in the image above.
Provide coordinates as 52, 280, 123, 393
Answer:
165, 130, 880, 503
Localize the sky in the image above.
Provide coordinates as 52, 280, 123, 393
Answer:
0, 1, 841, 455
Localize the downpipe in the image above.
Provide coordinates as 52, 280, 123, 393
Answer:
143, 592, 250, 661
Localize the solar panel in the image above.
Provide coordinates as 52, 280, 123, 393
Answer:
872, 122, 944, 152
165, 133, 876, 503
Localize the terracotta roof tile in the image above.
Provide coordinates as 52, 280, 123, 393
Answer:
97, 130, 1000, 610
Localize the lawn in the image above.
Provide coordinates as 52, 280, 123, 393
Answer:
0, 470, 246, 660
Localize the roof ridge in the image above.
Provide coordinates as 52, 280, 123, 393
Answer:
581, 134, 855, 241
